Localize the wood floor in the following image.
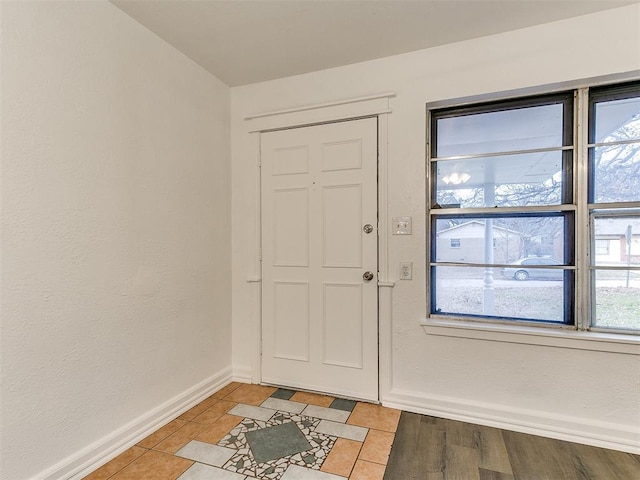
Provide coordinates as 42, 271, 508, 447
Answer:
384, 412, 640, 480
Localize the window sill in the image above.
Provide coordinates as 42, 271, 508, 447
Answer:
421, 317, 640, 355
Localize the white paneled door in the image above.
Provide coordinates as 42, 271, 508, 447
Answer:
261, 117, 378, 401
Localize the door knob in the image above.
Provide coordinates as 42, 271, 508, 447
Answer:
363, 271, 374, 282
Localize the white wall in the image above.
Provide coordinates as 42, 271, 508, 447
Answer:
0, 2, 231, 479
231, 5, 640, 452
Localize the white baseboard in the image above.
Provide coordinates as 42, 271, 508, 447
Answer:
231, 366, 254, 384
383, 388, 640, 455
35, 367, 233, 480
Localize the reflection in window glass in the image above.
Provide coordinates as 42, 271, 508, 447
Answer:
594, 97, 640, 143
436, 104, 565, 157
591, 143, 640, 204
435, 151, 564, 208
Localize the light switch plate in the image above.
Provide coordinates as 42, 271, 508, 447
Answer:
392, 216, 412, 235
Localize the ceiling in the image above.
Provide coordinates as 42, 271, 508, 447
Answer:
111, 0, 636, 87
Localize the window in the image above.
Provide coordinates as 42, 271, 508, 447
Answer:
588, 82, 640, 332
450, 238, 461, 248
427, 81, 640, 333
594, 239, 610, 256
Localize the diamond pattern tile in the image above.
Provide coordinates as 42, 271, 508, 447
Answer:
82, 385, 396, 480
245, 422, 312, 464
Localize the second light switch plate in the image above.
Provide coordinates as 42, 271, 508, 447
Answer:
400, 262, 413, 280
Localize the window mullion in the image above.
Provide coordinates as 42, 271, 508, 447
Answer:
575, 87, 591, 331
430, 205, 576, 216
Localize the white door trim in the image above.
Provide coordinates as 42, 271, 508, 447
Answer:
245, 94, 395, 403
245, 92, 395, 132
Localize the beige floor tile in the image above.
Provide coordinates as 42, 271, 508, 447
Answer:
320, 438, 362, 477
153, 422, 206, 454
223, 384, 277, 406
136, 419, 187, 449
82, 446, 147, 480
290, 391, 334, 407
192, 400, 237, 424
109, 450, 193, 480
359, 429, 394, 465
349, 459, 386, 480
347, 403, 401, 433
177, 395, 220, 421
212, 382, 243, 399
196, 414, 244, 444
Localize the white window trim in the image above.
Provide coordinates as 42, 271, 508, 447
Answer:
421, 317, 639, 355
425, 75, 640, 349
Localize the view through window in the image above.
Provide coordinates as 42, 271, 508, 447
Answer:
427, 81, 639, 332
589, 83, 640, 331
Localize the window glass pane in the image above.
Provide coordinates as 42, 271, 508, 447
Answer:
593, 97, 640, 143
591, 143, 640, 203
595, 239, 610, 255
434, 216, 566, 265
435, 151, 564, 208
593, 216, 640, 266
432, 265, 567, 323
592, 270, 640, 331
436, 103, 565, 157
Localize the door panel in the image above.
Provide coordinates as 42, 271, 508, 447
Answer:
322, 184, 362, 267
321, 139, 363, 171
273, 188, 309, 266
273, 281, 309, 361
323, 283, 363, 368
261, 117, 378, 401
272, 145, 309, 176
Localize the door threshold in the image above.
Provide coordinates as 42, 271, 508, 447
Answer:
260, 381, 380, 405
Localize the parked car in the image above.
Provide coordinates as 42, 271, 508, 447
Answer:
501, 257, 564, 281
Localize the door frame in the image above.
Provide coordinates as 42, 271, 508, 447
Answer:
244, 92, 396, 402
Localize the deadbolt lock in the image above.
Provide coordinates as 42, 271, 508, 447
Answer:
363, 224, 374, 234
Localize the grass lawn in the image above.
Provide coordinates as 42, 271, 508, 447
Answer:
594, 287, 640, 330
436, 285, 639, 330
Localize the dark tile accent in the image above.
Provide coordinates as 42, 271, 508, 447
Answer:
329, 398, 357, 412
245, 421, 312, 464
271, 388, 296, 400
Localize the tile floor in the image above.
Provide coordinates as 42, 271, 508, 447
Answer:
83, 383, 401, 480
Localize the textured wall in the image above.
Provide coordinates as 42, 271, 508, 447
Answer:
0, 2, 231, 478
231, 4, 640, 451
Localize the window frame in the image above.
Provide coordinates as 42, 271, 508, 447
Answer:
425, 79, 640, 337
428, 92, 576, 327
